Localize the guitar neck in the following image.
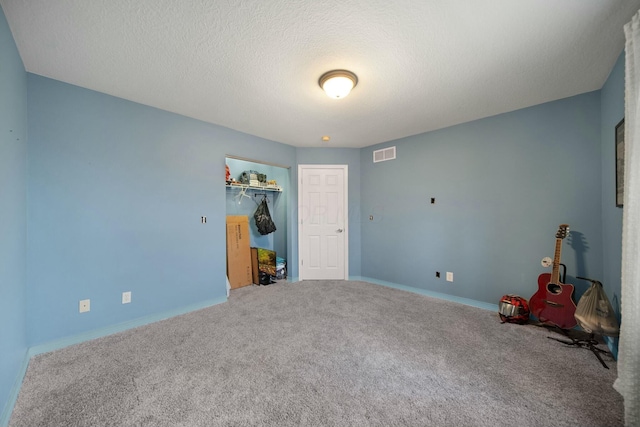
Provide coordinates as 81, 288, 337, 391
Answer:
551, 238, 563, 283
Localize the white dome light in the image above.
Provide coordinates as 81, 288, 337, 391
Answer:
319, 70, 358, 99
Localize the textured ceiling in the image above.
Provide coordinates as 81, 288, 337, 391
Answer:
2, 0, 640, 148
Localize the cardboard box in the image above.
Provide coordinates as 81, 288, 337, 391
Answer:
226, 216, 252, 289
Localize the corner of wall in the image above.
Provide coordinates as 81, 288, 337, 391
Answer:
0, 350, 30, 427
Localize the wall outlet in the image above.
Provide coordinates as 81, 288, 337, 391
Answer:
122, 291, 132, 304
79, 299, 90, 313
436, 271, 440, 278
446, 272, 453, 282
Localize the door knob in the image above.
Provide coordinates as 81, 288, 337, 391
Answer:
336, 229, 343, 233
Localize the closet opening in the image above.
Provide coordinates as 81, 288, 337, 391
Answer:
225, 155, 290, 288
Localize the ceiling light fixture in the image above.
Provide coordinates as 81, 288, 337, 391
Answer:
319, 70, 358, 99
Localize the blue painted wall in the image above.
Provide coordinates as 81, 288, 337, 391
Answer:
0, 4, 28, 421
600, 52, 625, 336
360, 92, 603, 305
26, 74, 296, 345
24, 73, 619, 346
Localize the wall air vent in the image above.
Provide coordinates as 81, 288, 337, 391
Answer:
373, 146, 396, 163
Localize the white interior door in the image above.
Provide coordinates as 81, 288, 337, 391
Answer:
299, 165, 348, 280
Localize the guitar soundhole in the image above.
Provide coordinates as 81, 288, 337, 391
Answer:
547, 283, 562, 295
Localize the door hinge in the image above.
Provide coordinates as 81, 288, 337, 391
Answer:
301, 259, 303, 266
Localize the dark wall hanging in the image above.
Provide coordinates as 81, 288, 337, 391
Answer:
616, 118, 625, 207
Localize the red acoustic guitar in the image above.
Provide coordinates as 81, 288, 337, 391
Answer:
529, 224, 577, 329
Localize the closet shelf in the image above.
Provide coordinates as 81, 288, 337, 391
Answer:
226, 183, 282, 193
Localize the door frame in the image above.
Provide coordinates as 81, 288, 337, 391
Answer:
298, 164, 349, 280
